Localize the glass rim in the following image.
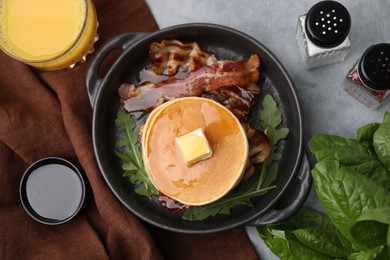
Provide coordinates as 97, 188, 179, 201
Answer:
0, 0, 89, 64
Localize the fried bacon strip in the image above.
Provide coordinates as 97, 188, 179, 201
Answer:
149, 40, 216, 76
119, 54, 260, 112
121, 39, 272, 187
201, 83, 261, 122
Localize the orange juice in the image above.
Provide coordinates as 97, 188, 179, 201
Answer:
0, 0, 98, 70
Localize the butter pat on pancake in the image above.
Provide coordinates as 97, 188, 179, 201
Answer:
142, 97, 248, 206
176, 128, 213, 166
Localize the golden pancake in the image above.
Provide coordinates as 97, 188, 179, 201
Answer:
142, 97, 248, 206
141, 101, 170, 147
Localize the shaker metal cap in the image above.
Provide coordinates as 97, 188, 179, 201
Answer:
305, 0, 351, 48
358, 43, 390, 91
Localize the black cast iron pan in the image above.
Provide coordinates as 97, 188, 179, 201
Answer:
86, 23, 309, 233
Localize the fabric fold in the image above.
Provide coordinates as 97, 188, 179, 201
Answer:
0, 1, 258, 259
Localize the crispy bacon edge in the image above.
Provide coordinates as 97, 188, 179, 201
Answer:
119, 54, 260, 112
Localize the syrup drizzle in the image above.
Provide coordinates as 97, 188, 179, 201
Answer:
138, 66, 188, 85
158, 192, 189, 212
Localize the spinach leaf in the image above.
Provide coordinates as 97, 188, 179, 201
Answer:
357, 123, 380, 153
282, 232, 333, 260
373, 120, 390, 170
311, 160, 390, 250
258, 224, 332, 260
308, 134, 378, 166
115, 108, 158, 196
350, 207, 390, 258
384, 111, 390, 123
269, 207, 334, 231
264, 238, 293, 260
258, 208, 353, 259
308, 134, 390, 190
259, 112, 390, 259
293, 228, 349, 258
347, 245, 386, 260
258, 225, 294, 260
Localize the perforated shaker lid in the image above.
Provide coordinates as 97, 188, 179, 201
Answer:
358, 43, 390, 91
305, 1, 351, 48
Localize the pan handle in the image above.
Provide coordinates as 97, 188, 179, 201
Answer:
248, 151, 312, 226
86, 32, 146, 107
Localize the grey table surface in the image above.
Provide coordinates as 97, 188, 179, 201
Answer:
145, 0, 390, 258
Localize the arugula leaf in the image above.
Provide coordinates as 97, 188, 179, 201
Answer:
115, 94, 288, 221
258, 94, 283, 129
182, 184, 276, 221
182, 162, 277, 220
183, 94, 287, 221
115, 108, 158, 196
258, 94, 289, 145
256, 95, 289, 189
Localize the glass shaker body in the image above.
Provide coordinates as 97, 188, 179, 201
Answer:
296, 1, 351, 69
344, 43, 390, 109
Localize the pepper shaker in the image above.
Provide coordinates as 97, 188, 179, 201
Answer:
296, 0, 351, 69
344, 43, 390, 109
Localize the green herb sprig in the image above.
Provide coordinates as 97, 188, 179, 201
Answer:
256, 94, 289, 190
115, 109, 158, 196
114, 94, 289, 221
182, 94, 289, 221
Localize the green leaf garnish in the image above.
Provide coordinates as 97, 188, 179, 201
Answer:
256, 94, 289, 189
183, 94, 288, 221
115, 94, 289, 221
114, 108, 158, 196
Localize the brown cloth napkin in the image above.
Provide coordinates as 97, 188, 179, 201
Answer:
0, 0, 258, 259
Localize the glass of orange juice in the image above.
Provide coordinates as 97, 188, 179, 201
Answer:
0, 0, 98, 70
